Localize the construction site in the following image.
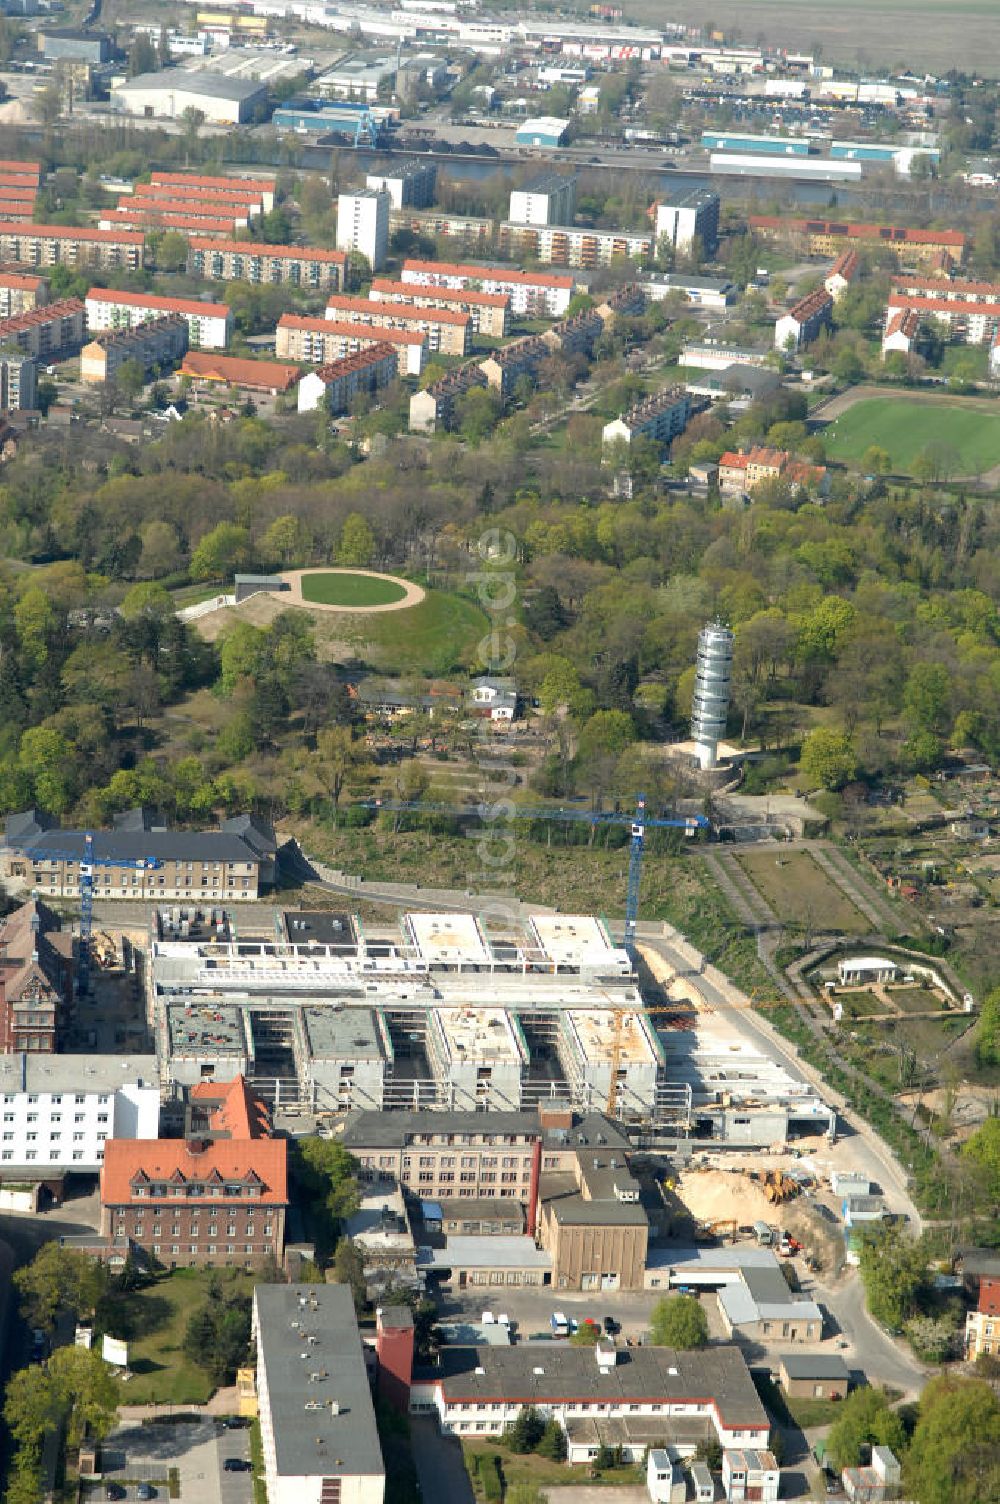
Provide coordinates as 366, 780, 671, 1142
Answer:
143, 905, 837, 1144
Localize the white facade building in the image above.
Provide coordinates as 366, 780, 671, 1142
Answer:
508, 173, 577, 227
85, 289, 232, 350
337, 189, 390, 271
0, 1055, 160, 1174
655, 190, 720, 258
111, 69, 266, 125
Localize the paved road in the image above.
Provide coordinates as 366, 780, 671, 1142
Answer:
814, 1272, 927, 1400
410, 1414, 475, 1504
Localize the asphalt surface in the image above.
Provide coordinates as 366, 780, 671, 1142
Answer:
410, 1414, 475, 1504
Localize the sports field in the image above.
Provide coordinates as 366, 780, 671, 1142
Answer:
824, 398, 1000, 476
299, 571, 408, 607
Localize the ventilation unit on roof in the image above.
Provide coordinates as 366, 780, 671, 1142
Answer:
532, 1366, 544, 1375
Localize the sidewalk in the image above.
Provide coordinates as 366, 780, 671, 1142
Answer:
118, 1387, 239, 1422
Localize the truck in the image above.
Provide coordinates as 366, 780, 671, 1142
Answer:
550, 1311, 569, 1337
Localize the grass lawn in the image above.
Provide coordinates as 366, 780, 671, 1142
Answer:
108, 1268, 250, 1405
299, 571, 409, 607
463, 1442, 643, 1491
890, 985, 947, 1014
736, 849, 868, 934
337, 589, 489, 675
836, 989, 885, 1019
824, 397, 1000, 475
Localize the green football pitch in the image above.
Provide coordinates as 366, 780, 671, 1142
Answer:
824, 398, 1000, 476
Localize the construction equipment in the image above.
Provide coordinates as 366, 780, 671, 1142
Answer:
92, 932, 118, 969
363, 795, 709, 957
694, 1219, 738, 1243
762, 1170, 800, 1205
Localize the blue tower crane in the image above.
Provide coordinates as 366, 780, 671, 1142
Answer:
362, 796, 709, 956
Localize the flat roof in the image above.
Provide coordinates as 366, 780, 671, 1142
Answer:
167, 1001, 247, 1055
416, 1236, 552, 1270
118, 69, 266, 101
778, 1353, 850, 1379
302, 1006, 385, 1062
0, 1055, 158, 1094
529, 915, 614, 965
284, 912, 357, 947
435, 1007, 523, 1064
406, 912, 491, 964
254, 1284, 385, 1481
343, 1109, 631, 1151
567, 1009, 656, 1066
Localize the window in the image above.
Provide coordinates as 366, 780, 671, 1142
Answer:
1, 1151, 11, 1161
72, 1151, 83, 1161
1, 1133, 11, 1142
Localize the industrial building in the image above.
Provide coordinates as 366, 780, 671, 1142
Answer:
188, 238, 346, 291
276, 315, 426, 377
39, 27, 111, 62
515, 116, 570, 147
643, 273, 734, 310
324, 293, 472, 355
498, 222, 653, 269
366, 159, 437, 210
401, 258, 575, 317
655, 189, 720, 258
80, 315, 188, 385
370, 277, 510, 338
112, 69, 268, 125
85, 288, 233, 351
337, 188, 391, 271
253, 1284, 385, 1504
508, 173, 577, 228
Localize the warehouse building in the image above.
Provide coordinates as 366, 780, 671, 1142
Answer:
370, 277, 510, 338
80, 315, 189, 385
276, 314, 426, 377
39, 26, 111, 62
324, 292, 472, 355
188, 238, 346, 291
112, 69, 268, 125
515, 116, 570, 147
0, 224, 143, 272
86, 288, 233, 350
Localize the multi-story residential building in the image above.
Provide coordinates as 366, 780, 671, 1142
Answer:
102, 211, 240, 239
0, 268, 47, 318
389, 208, 493, 251
134, 180, 268, 213
965, 1273, 1000, 1360
366, 159, 437, 210
401, 258, 575, 317
748, 214, 967, 266
0, 896, 75, 1053
478, 336, 548, 399
601, 385, 691, 449
0, 298, 86, 359
2, 808, 276, 901
105, 198, 255, 232
542, 307, 604, 358
187, 238, 346, 291
0, 1053, 159, 1175
80, 315, 189, 385
276, 314, 426, 377
0, 195, 35, 223
884, 284, 1000, 346
0, 346, 35, 409
409, 363, 488, 432
881, 307, 921, 357
774, 287, 833, 350
508, 173, 578, 227
253, 1284, 385, 1504
297, 343, 398, 415
0, 223, 144, 272
718, 446, 828, 499
86, 288, 233, 350
337, 188, 390, 271
0, 161, 40, 185
370, 277, 510, 337
100, 1075, 288, 1269
150, 171, 276, 213
498, 221, 653, 269
594, 284, 647, 324
655, 188, 720, 258
179, 351, 301, 397
324, 292, 471, 356
825, 249, 860, 301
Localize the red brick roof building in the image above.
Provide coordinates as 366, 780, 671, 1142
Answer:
0, 896, 75, 1053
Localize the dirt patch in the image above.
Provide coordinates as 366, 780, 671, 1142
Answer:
676, 1169, 779, 1226
191, 594, 357, 660
783, 1202, 846, 1276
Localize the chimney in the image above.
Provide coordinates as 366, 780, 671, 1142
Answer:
526, 1136, 542, 1240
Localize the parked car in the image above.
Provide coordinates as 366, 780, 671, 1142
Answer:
104, 1487, 125, 1501
602, 1316, 619, 1335
222, 1416, 251, 1429
224, 1460, 253, 1473
136, 1487, 156, 1501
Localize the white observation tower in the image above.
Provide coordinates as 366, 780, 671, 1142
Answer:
691, 620, 734, 770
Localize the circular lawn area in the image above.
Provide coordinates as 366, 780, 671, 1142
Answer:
298, 571, 409, 607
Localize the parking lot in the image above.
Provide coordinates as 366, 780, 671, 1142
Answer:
85, 1419, 254, 1504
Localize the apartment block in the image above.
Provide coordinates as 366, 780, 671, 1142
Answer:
370, 277, 510, 337
401, 258, 575, 317
749, 214, 966, 266
0, 224, 144, 272
389, 208, 493, 251
0, 298, 85, 360
478, 335, 548, 399
276, 314, 426, 377
105, 198, 254, 232
151, 170, 275, 213
325, 292, 471, 355
0, 346, 35, 409
0, 897, 74, 1053
297, 342, 398, 415
498, 221, 653, 269
80, 314, 189, 385
366, 158, 437, 210
100, 1075, 287, 1269
774, 287, 833, 350
542, 307, 605, 358
655, 188, 720, 257
337, 188, 390, 271
2, 808, 275, 901
885, 288, 1000, 345
0, 1051, 159, 1175
102, 212, 240, 240
86, 289, 232, 350
825, 249, 860, 301
0, 268, 47, 318
187, 238, 346, 292
602, 384, 691, 449
595, 284, 646, 324
509, 173, 577, 227
409, 363, 488, 432
134, 181, 268, 213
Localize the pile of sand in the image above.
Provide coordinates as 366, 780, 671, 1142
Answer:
676, 1169, 777, 1226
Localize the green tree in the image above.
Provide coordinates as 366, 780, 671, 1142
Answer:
570, 1321, 601, 1346
47, 1346, 120, 1449
826, 1386, 907, 1470
861, 445, 892, 474
156, 231, 189, 272
189, 522, 251, 582
332, 1238, 367, 1313
14, 586, 55, 669
649, 1295, 709, 1349
19, 727, 77, 815
904, 662, 952, 736
505, 1405, 545, 1454
975, 988, 1000, 1067
576, 709, 636, 764
535, 1419, 567, 1461
857, 1223, 927, 1332
338, 513, 376, 567
119, 581, 173, 621
799, 727, 858, 791
905, 1374, 1000, 1504
182, 1280, 252, 1386
313, 726, 372, 825
3, 1363, 60, 1452
138, 519, 184, 578
293, 1137, 361, 1227
963, 1117, 1000, 1198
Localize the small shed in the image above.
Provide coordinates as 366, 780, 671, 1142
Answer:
778, 1351, 850, 1400
837, 956, 899, 985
